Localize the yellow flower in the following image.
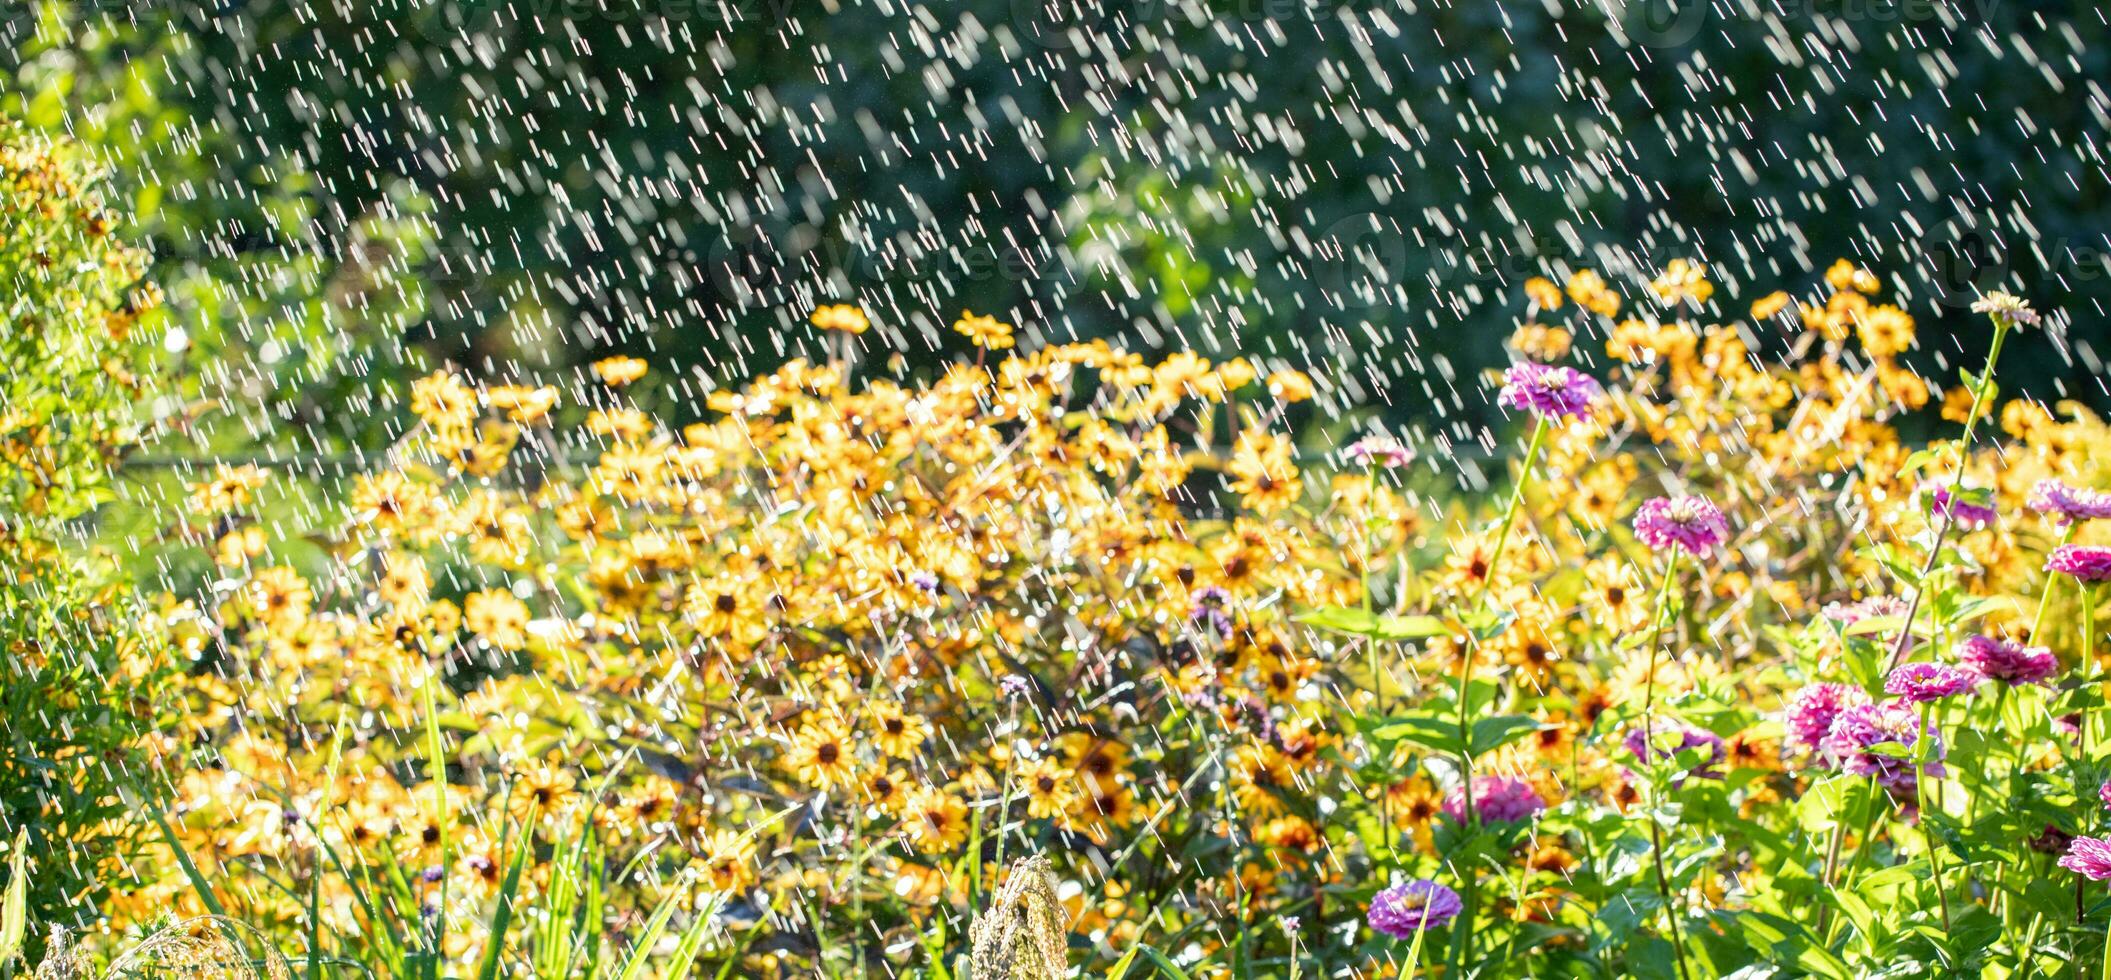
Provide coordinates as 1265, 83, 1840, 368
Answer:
1226, 430, 1300, 514
904, 786, 970, 854
1387, 775, 1442, 853
186, 464, 268, 515
377, 551, 432, 608
507, 758, 579, 824
869, 702, 931, 758
1016, 757, 1079, 823
1825, 258, 1881, 294
464, 589, 529, 650
1267, 369, 1314, 402
1565, 268, 1622, 317
1524, 275, 1564, 310
953, 310, 1015, 350
1649, 258, 1714, 307
351, 470, 438, 535
1509, 323, 1573, 362
483, 384, 559, 423
860, 767, 911, 815
410, 371, 477, 431
786, 722, 857, 790
1748, 290, 1790, 320
693, 829, 759, 895
592, 355, 649, 386
811, 303, 870, 334
247, 566, 312, 629
213, 525, 266, 568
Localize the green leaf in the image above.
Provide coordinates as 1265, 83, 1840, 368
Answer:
0, 830, 25, 968
473, 836, 532, 980
1469, 715, 1544, 757
1841, 615, 1905, 638
150, 809, 231, 921
1793, 776, 1864, 833
1361, 711, 1466, 757
1139, 944, 1196, 980
1897, 448, 1946, 478
1296, 606, 1449, 640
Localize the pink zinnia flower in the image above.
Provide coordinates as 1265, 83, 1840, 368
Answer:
2048, 545, 2111, 582
1786, 683, 1869, 752
1822, 596, 1908, 626
2101, 781, 2111, 811
1343, 435, 1414, 469
1442, 775, 1545, 825
2029, 479, 2111, 526
1817, 701, 1944, 794
1633, 495, 1730, 556
1884, 662, 1981, 703
1957, 634, 2058, 686
1496, 362, 1602, 422
2060, 836, 2111, 880
1367, 879, 1464, 937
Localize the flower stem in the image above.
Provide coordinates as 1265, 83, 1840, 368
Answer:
1642, 551, 1688, 980
1916, 701, 1953, 932
1458, 416, 1553, 800
1887, 318, 2012, 673
1446, 414, 1551, 975
1649, 815, 1693, 980
2085, 584, 2099, 759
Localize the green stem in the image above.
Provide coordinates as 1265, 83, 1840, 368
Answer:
1649, 816, 1693, 980
1457, 417, 1552, 808
1887, 318, 2012, 673
2100, 902, 2110, 980
1446, 414, 1552, 976
1642, 552, 1688, 980
1916, 702, 1953, 932
2085, 584, 2099, 760
2033, 525, 2079, 642
1644, 555, 1681, 717
1826, 777, 1886, 949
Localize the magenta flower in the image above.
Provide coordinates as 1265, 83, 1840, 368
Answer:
2059, 836, 2111, 881
2029, 479, 2111, 526
1367, 879, 1464, 937
1822, 596, 1909, 625
1884, 662, 1981, 703
1786, 683, 1869, 752
1632, 495, 1730, 556
2101, 781, 2111, 811
1957, 634, 2059, 686
1816, 701, 1945, 794
1923, 483, 1998, 529
1442, 775, 1545, 825
2048, 545, 2111, 583
1344, 435, 1414, 469
1496, 362, 1602, 422
1622, 722, 1726, 784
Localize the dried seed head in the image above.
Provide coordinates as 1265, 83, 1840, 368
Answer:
969, 856, 1069, 980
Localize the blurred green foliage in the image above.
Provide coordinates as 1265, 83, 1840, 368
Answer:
0, 115, 176, 959
5, 0, 2109, 447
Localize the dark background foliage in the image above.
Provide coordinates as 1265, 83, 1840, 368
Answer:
5, 0, 2109, 456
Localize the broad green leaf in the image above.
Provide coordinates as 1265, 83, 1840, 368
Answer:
1296, 606, 1449, 640
0, 830, 24, 968
1469, 715, 1544, 757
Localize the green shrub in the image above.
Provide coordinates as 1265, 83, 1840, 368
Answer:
0, 117, 172, 959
